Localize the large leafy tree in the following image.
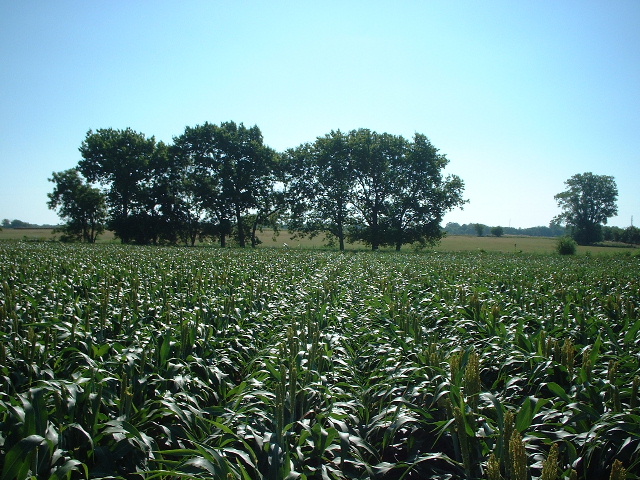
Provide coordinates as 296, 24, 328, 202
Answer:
78, 128, 158, 243
214, 121, 277, 248
47, 168, 107, 243
383, 133, 466, 250
172, 122, 229, 246
349, 129, 405, 250
554, 172, 618, 245
286, 131, 355, 250
288, 129, 465, 251
173, 121, 277, 248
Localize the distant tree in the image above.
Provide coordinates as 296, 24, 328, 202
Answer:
47, 169, 107, 242
288, 129, 465, 251
554, 172, 618, 245
474, 223, 485, 237
622, 226, 640, 245
78, 128, 158, 243
491, 226, 504, 237
10, 219, 32, 228
603, 225, 624, 242
248, 168, 287, 248
172, 123, 228, 246
1, 219, 9, 228
211, 121, 278, 248
349, 129, 404, 250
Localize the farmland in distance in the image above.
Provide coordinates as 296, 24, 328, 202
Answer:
1, 243, 639, 479
3, 227, 637, 256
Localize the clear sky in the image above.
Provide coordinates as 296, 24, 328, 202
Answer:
1, 1, 638, 228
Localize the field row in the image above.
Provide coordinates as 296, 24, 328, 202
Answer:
1, 243, 639, 479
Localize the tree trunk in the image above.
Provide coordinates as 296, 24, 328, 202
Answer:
251, 219, 259, 248
337, 214, 345, 251
371, 208, 379, 251
235, 204, 245, 248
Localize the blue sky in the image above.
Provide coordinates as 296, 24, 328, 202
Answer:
1, 1, 638, 228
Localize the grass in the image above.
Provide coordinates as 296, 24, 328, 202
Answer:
257, 230, 637, 255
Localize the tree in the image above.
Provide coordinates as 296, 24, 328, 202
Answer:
247, 165, 287, 248
474, 223, 485, 237
383, 133, 465, 250
285, 131, 355, 251
215, 121, 277, 248
172, 121, 278, 248
622, 226, 640, 245
288, 128, 465, 251
47, 169, 107, 242
491, 226, 504, 237
554, 172, 618, 245
349, 129, 403, 250
172, 123, 228, 246
78, 128, 158, 243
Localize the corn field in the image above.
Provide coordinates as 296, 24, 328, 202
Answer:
1, 243, 639, 479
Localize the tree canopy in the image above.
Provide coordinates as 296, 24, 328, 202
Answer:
554, 172, 618, 245
49, 123, 465, 248
47, 168, 107, 243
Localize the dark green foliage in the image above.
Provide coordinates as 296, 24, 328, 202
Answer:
47, 169, 107, 242
286, 129, 465, 251
50, 124, 466, 250
554, 172, 618, 245
1, 244, 639, 479
78, 128, 160, 244
557, 236, 578, 255
490, 226, 504, 237
445, 222, 567, 237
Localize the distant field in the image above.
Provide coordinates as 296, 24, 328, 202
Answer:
0, 228, 116, 242
1, 227, 636, 255
258, 230, 637, 255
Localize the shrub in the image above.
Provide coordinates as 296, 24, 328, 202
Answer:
557, 236, 577, 255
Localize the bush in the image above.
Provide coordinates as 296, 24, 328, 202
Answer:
557, 236, 577, 255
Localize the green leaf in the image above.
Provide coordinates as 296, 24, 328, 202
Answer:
49, 459, 85, 480
91, 343, 110, 358
2, 434, 45, 480
547, 382, 571, 404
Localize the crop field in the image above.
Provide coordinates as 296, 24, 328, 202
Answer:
1, 243, 639, 479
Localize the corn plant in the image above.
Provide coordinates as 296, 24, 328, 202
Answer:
1, 243, 639, 479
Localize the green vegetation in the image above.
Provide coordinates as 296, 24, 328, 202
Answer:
1, 243, 639, 479
554, 172, 618, 245
49, 124, 465, 249
445, 223, 568, 238
556, 236, 578, 255
490, 226, 504, 237
47, 169, 107, 243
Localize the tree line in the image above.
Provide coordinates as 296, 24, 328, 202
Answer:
444, 222, 567, 237
48, 122, 466, 250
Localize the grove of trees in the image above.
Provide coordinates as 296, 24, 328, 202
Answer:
48, 123, 466, 250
